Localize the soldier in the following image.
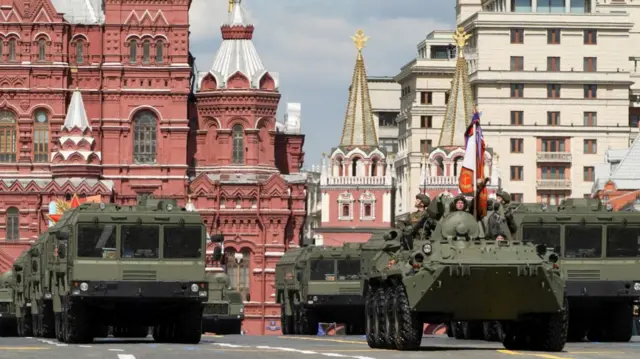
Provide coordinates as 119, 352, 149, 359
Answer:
495, 190, 518, 235
451, 195, 468, 212
402, 194, 438, 249
408, 193, 431, 225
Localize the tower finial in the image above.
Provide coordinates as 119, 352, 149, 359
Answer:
452, 26, 471, 57
351, 29, 369, 51
228, 0, 234, 13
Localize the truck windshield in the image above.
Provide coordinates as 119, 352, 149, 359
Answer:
77, 224, 117, 259
163, 226, 203, 258
565, 225, 602, 258
121, 225, 159, 259
606, 226, 640, 257
521, 225, 561, 253
310, 260, 335, 281
337, 259, 360, 280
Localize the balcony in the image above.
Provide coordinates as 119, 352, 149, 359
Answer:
326, 176, 391, 186
422, 176, 458, 186
536, 179, 572, 190
469, 69, 631, 85
536, 152, 572, 163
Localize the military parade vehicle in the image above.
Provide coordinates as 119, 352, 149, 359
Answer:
361, 196, 568, 352
202, 272, 245, 334
0, 270, 16, 336
276, 243, 365, 335
512, 198, 640, 342
6, 197, 209, 344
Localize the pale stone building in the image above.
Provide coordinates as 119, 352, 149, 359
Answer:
368, 77, 401, 155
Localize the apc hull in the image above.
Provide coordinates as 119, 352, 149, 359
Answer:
404, 264, 565, 321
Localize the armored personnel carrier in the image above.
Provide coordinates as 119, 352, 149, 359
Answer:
7, 198, 209, 344
0, 271, 16, 336
512, 198, 640, 342
362, 198, 568, 352
276, 243, 365, 335
202, 272, 245, 335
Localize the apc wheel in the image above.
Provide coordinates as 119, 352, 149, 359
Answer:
502, 322, 529, 350
452, 321, 465, 339
530, 297, 568, 352
373, 287, 388, 347
383, 286, 397, 349
483, 321, 504, 342
365, 287, 380, 348
392, 283, 422, 351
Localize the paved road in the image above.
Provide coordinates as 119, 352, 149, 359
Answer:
0, 334, 639, 359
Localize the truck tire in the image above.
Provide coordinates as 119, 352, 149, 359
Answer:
365, 287, 380, 348
173, 303, 202, 344
530, 297, 568, 352
280, 303, 293, 335
62, 298, 93, 344
22, 311, 33, 337
392, 283, 422, 351
383, 286, 397, 349
40, 301, 55, 338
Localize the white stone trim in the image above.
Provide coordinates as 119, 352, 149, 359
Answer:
337, 191, 354, 221
264, 251, 285, 257
359, 190, 376, 221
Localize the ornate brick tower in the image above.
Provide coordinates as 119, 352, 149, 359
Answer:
420, 28, 500, 200
315, 30, 394, 246
189, 0, 306, 335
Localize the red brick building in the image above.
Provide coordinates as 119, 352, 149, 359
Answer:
0, 0, 307, 334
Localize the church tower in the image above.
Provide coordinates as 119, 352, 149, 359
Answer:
421, 27, 500, 200
315, 30, 393, 247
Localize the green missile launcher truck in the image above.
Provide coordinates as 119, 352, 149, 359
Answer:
276, 243, 365, 335
0, 270, 16, 336
362, 198, 568, 352
202, 272, 245, 335
512, 198, 640, 342
8, 198, 209, 344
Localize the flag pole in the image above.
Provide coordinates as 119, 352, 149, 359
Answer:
472, 121, 478, 219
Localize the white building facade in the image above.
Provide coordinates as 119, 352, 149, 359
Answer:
368, 77, 401, 155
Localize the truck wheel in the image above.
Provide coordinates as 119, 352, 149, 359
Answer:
373, 287, 387, 347
530, 297, 569, 352
173, 303, 203, 344
280, 303, 293, 335
41, 301, 55, 338
383, 286, 397, 349
446, 322, 453, 337
153, 324, 174, 343
22, 311, 33, 337
62, 298, 93, 344
391, 283, 422, 351
54, 312, 64, 341
365, 287, 379, 348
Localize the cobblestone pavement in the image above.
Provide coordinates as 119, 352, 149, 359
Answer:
0, 334, 638, 359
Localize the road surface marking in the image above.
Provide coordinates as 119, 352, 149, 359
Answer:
117, 355, 136, 359
108, 348, 125, 352
35, 339, 67, 347
278, 336, 367, 345
497, 350, 571, 359
255, 345, 374, 359
78, 345, 93, 348
212, 343, 249, 348
0, 347, 48, 350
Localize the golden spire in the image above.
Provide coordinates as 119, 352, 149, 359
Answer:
452, 26, 471, 57
351, 29, 369, 52
228, 0, 234, 13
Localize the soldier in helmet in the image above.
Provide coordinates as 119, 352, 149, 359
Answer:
494, 190, 518, 235
402, 194, 438, 248
408, 193, 431, 225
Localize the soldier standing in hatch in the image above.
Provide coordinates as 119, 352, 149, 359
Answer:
405, 193, 438, 238
495, 191, 518, 235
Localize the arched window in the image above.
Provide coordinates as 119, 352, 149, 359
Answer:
371, 158, 378, 176
6, 207, 19, 241
235, 197, 241, 208
0, 110, 17, 162
33, 110, 49, 163
351, 157, 360, 176
155, 40, 163, 63
142, 40, 150, 64
225, 248, 251, 301
129, 40, 137, 63
364, 204, 372, 217
232, 125, 244, 164
453, 157, 463, 177
76, 39, 84, 64
132, 110, 157, 164
342, 204, 350, 217
8, 39, 16, 61
38, 38, 46, 61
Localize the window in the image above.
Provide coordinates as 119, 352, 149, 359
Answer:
510, 138, 523, 153
364, 204, 372, 217
584, 30, 597, 45
129, 40, 137, 63
235, 197, 241, 208
547, 29, 561, 44
163, 226, 203, 258
538, 0, 566, 12
522, 225, 561, 253
38, 38, 46, 61
232, 124, 244, 164
584, 139, 597, 154
541, 138, 565, 152
77, 224, 116, 258
8, 39, 15, 61
121, 225, 160, 258
511, 193, 523, 203
133, 110, 157, 163
251, 198, 257, 208
444, 92, 449, 104
75, 39, 84, 64
571, 0, 591, 13
510, 28, 524, 44
584, 57, 597, 72
0, 110, 17, 162
510, 84, 524, 98
547, 111, 560, 125
342, 204, 350, 217
510, 111, 523, 125
510, 56, 523, 71
584, 85, 597, 99
337, 259, 360, 280
565, 225, 602, 258
547, 57, 560, 71
420, 116, 432, 128
510, 166, 523, 181
583, 166, 595, 182
33, 110, 49, 163
631, 114, 640, 128
142, 40, 150, 64
547, 84, 561, 99
420, 92, 432, 105
606, 226, 640, 257
310, 259, 335, 281
420, 139, 432, 152
225, 248, 251, 301
584, 112, 597, 126
155, 40, 163, 63
5, 207, 19, 241
541, 166, 566, 179
377, 112, 398, 127
540, 193, 566, 206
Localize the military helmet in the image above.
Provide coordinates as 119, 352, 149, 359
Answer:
415, 193, 431, 207
497, 190, 511, 204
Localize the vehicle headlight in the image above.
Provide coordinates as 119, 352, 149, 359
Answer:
313, 296, 317, 301
166, 204, 174, 211
422, 243, 432, 255
80, 282, 89, 291
634, 282, 640, 291
190, 283, 199, 292
239, 307, 244, 313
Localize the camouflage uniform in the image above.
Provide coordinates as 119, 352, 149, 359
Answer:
406, 194, 437, 238
495, 191, 518, 235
